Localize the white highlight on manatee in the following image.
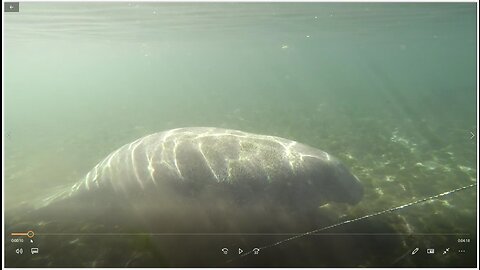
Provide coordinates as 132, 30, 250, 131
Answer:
100, 147, 122, 191
105, 147, 121, 169
299, 153, 318, 161
91, 165, 100, 188
198, 142, 219, 181
130, 139, 144, 190
158, 138, 174, 172
85, 171, 91, 191
146, 152, 156, 185
283, 141, 297, 170
172, 140, 184, 179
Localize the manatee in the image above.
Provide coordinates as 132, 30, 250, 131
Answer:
6, 127, 364, 267
13, 127, 361, 230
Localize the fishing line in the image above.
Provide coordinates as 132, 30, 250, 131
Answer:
227, 183, 477, 263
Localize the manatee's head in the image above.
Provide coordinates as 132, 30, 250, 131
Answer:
296, 145, 364, 205
322, 159, 364, 205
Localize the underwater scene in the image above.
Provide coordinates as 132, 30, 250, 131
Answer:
3, 2, 477, 267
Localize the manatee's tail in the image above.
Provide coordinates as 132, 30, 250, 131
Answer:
5, 181, 84, 233
34, 185, 75, 210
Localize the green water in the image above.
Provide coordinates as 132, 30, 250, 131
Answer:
4, 2, 477, 267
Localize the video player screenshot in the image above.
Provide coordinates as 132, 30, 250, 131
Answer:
3, 1, 478, 268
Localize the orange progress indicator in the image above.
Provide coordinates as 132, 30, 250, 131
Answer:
11, 230, 35, 238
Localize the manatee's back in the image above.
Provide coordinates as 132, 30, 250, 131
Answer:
69, 127, 316, 205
